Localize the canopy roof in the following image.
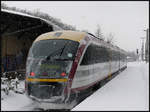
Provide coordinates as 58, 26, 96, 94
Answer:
1, 9, 62, 40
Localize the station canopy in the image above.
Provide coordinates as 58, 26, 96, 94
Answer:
1, 9, 62, 41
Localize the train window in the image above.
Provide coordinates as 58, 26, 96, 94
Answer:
111, 50, 120, 61
120, 53, 126, 61
80, 45, 92, 65
80, 44, 110, 65
28, 39, 79, 60
97, 46, 109, 63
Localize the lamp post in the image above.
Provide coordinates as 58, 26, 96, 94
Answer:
140, 37, 145, 61
144, 29, 149, 63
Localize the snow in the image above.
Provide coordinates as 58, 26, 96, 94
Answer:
1, 81, 34, 111
72, 61, 149, 111
1, 61, 149, 111
2, 9, 39, 19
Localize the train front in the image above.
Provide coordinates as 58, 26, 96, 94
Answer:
25, 38, 79, 104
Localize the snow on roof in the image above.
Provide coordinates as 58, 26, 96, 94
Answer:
2, 9, 40, 19
40, 18, 62, 31
88, 32, 127, 54
1, 8, 62, 31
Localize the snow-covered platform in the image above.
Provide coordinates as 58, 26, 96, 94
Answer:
72, 62, 149, 111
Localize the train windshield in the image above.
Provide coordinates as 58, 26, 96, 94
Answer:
28, 39, 79, 60
26, 39, 79, 78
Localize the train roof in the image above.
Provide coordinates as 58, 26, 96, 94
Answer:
87, 33, 127, 54
34, 30, 86, 42
34, 30, 127, 54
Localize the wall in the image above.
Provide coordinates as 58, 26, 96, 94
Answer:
1, 35, 33, 72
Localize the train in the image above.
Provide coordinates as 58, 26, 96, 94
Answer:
25, 30, 127, 109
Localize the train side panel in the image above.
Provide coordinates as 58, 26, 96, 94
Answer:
71, 37, 111, 91
71, 35, 127, 92
71, 62, 110, 90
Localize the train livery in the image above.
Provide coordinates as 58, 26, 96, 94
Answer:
25, 30, 127, 109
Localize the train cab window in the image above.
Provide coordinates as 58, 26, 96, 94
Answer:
28, 39, 79, 60
27, 39, 79, 79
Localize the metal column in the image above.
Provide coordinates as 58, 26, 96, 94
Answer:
0, 37, 2, 74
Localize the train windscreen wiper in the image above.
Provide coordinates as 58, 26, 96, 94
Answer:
46, 42, 67, 60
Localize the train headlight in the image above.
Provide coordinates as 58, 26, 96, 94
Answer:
30, 72, 35, 76
60, 72, 67, 77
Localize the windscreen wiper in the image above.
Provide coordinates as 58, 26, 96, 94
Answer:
46, 48, 62, 60
59, 42, 68, 57
46, 42, 67, 60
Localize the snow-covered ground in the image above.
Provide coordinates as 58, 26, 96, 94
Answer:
73, 61, 149, 111
1, 81, 35, 111
1, 61, 149, 111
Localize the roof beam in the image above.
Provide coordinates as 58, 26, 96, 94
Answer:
2, 24, 43, 37
1, 24, 10, 35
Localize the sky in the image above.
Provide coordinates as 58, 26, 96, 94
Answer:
1, 1, 149, 52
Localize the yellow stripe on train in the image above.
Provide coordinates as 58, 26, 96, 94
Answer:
26, 78, 68, 82
34, 30, 86, 43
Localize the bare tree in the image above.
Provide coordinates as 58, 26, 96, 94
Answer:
106, 32, 115, 45
95, 24, 104, 40
32, 8, 41, 16
1, 3, 8, 9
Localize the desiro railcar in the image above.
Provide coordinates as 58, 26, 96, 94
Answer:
25, 30, 127, 109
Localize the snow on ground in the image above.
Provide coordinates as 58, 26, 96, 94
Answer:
1, 81, 35, 111
72, 61, 149, 111
1, 61, 149, 111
